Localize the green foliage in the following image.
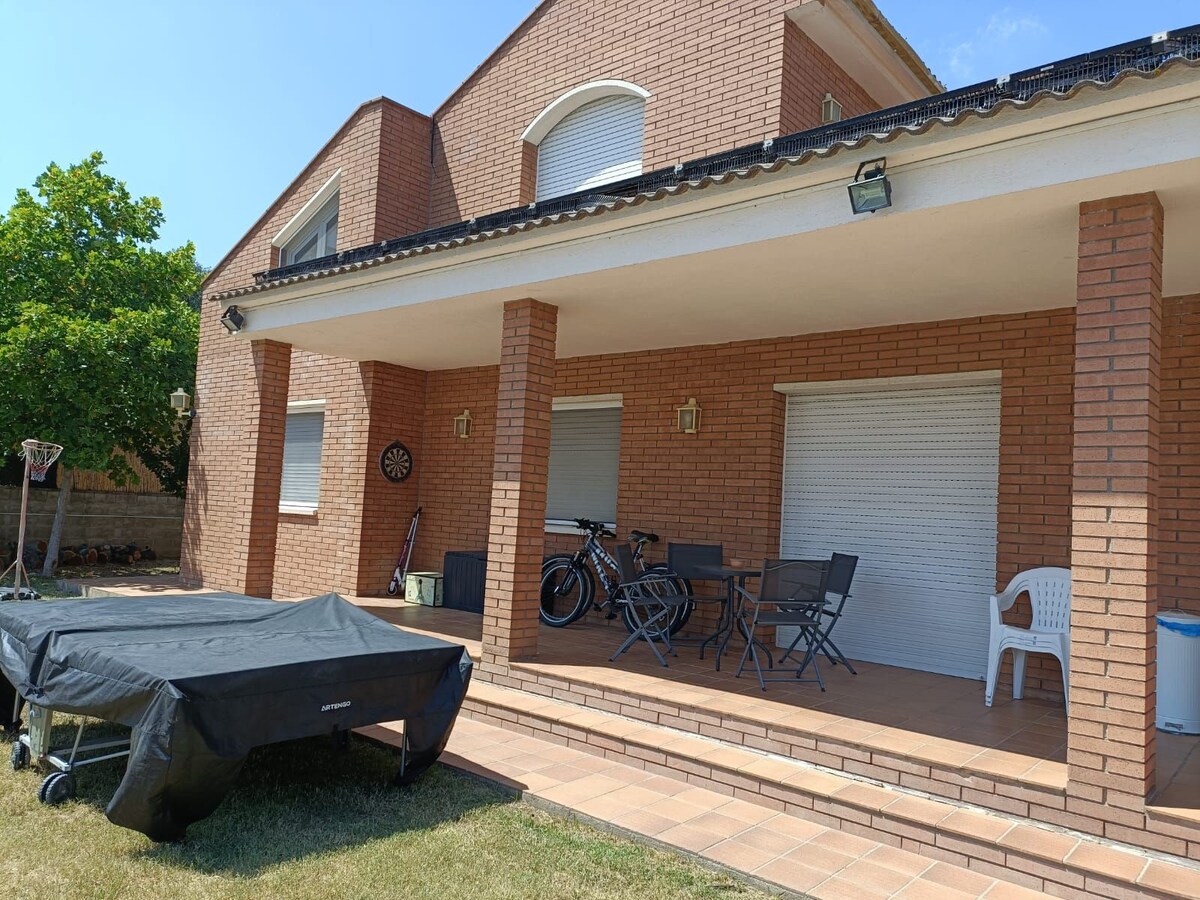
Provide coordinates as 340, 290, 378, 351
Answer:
0, 152, 201, 495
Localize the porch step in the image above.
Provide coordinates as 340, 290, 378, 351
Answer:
462, 680, 1200, 900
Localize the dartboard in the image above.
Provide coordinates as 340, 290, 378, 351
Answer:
379, 441, 413, 482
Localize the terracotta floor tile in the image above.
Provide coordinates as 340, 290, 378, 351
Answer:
637, 774, 689, 796
536, 772, 626, 805
757, 813, 827, 844
1138, 859, 1200, 897
656, 822, 728, 853
983, 881, 1054, 899
938, 809, 1016, 843
881, 794, 953, 826
998, 824, 1079, 862
713, 798, 777, 826
641, 796, 710, 825
809, 875, 892, 900
833, 858, 916, 895
684, 809, 754, 839
703, 837, 779, 874
895, 878, 980, 900
536, 762, 595, 785
863, 844, 934, 879
601, 783, 669, 811
607, 807, 680, 837
725, 823, 806, 857
804, 827, 880, 859
923, 861, 998, 894
1064, 841, 1149, 883
751, 858, 830, 894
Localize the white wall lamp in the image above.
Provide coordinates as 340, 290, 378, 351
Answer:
676, 398, 702, 434
847, 157, 892, 215
169, 387, 194, 419
453, 409, 473, 439
220, 305, 245, 334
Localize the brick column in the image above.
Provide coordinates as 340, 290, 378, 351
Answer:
1069, 193, 1163, 815
242, 339, 292, 597
482, 299, 557, 668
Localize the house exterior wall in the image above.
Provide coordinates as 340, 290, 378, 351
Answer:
1161, 293, 1200, 613
427, 0, 882, 227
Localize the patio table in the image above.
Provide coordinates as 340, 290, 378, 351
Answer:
692, 566, 765, 671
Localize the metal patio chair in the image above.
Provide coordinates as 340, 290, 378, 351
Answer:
734, 559, 828, 691
667, 542, 724, 650
610, 543, 691, 668
780, 553, 859, 675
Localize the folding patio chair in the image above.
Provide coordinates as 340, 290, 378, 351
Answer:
734, 559, 828, 691
610, 543, 692, 668
779, 553, 859, 675
666, 542, 724, 651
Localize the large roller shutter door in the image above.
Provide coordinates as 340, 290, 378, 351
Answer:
779, 377, 1001, 679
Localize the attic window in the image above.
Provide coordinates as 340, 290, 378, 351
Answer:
282, 194, 338, 265
271, 168, 342, 267
822, 93, 843, 124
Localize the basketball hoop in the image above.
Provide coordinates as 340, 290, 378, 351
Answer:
20, 439, 63, 483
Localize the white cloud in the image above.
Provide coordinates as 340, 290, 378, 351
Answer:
943, 9, 1049, 83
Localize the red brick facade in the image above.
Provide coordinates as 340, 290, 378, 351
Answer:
183, 1, 1200, 849
482, 300, 558, 665
1069, 193, 1164, 814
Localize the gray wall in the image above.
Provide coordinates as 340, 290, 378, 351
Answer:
1, 486, 183, 557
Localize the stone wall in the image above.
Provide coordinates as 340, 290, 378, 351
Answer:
1, 486, 183, 557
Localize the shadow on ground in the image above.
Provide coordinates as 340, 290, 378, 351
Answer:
8, 719, 510, 877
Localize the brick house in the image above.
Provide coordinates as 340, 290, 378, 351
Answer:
185, 1, 1200, 892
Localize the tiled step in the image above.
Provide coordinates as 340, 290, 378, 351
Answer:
365, 716, 1056, 900
461, 680, 1200, 900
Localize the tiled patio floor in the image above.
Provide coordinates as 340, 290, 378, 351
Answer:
362, 603, 1069, 776
362, 715, 1054, 900
358, 601, 1200, 810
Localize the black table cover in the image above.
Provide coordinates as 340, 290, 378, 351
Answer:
0, 592, 472, 841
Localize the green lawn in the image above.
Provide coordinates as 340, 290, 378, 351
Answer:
0, 723, 767, 900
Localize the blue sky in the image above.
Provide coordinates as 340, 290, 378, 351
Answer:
1, 1, 1194, 267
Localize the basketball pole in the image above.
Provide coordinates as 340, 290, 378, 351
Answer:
2, 454, 33, 597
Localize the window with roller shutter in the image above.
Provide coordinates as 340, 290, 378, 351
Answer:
535, 95, 645, 201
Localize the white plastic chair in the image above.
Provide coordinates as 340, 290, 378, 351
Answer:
985, 567, 1071, 710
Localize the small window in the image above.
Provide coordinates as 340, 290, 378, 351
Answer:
546, 406, 621, 526
822, 93, 843, 124
280, 405, 325, 512
535, 95, 645, 201
281, 194, 338, 266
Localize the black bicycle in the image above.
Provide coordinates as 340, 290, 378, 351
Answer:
539, 518, 693, 635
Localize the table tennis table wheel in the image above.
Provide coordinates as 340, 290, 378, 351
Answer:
10, 742, 29, 771
38, 772, 75, 805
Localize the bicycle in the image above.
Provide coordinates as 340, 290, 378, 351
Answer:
539, 518, 693, 636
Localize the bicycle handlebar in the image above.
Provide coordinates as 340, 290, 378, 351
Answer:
573, 518, 617, 538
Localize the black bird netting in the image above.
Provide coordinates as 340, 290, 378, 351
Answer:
256, 25, 1199, 286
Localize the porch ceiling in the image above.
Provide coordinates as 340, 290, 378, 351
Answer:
238, 158, 1200, 370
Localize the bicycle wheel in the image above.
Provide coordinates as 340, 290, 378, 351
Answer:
642, 565, 693, 636
621, 568, 689, 640
540, 556, 594, 627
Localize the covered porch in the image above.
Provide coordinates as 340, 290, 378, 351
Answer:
363, 602, 1199, 828
197, 59, 1200, 861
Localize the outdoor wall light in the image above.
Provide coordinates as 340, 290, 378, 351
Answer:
847, 157, 892, 215
676, 398, 702, 434
170, 387, 194, 419
220, 305, 245, 334
453, 409, 473, 439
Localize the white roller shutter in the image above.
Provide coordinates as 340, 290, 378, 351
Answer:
779, 376, 1001, 680
535, 95, 644, 201
546, 407, 621, 523
280, 410, 325, 509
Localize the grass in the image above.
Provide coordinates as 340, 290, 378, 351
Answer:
0, 722, 768, 900
12, 561, 181, 600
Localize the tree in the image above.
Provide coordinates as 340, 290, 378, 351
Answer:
0, 152, 201, 574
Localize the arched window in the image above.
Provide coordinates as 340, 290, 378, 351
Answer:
523, 81, 649, 202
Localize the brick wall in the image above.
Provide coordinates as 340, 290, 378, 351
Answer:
427, 0, 884, 227
779, 18, 879, 134
1161, 294, 1200, 613
412, 308, 1084, 696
